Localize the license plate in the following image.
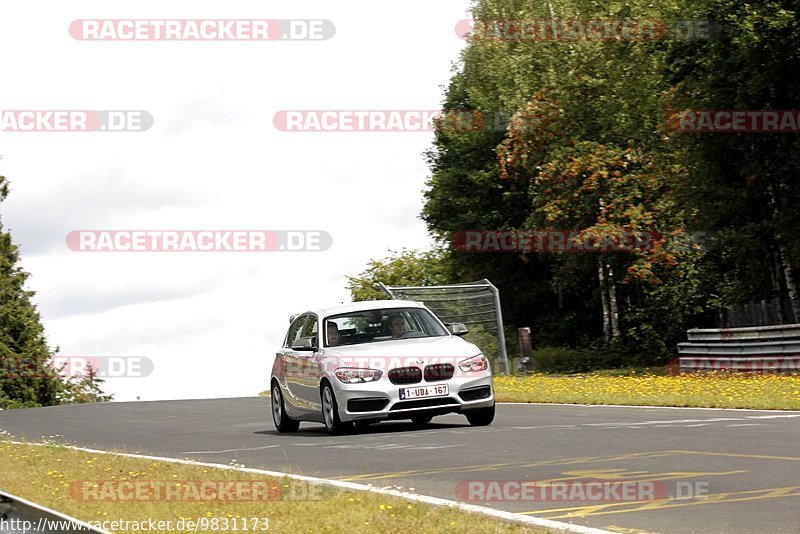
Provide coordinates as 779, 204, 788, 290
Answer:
399, 384, 449, 400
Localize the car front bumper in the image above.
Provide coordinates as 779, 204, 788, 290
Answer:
331, 372, 494, 423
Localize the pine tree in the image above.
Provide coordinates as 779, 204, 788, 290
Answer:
0, 175, 65, 408
61, 364, 114, 404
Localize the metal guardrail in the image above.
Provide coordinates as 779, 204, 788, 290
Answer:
686, 323, 800, 342
678, 340, 800, 355
0, 490, 109, 534
678, 323, 800, 372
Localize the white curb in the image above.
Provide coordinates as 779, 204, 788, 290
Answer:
10, 440, 611, 534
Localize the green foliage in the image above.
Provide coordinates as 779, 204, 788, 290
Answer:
419, 0, 745, 364
346, 248, 451, 301
0, 176, 110, 408
59, 365, 114, 404
530, 346, 627, 374
666, 0, 800, 309
462, 323, 500, 368
349, 0, 800, 371
0, 177, 62, 407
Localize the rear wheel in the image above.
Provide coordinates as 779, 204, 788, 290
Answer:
321, 382, 352, 435
272, 383, 300, 433
465, 404, 495, 426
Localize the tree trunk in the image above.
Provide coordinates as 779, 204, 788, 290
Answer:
598, 260, 610, 343
546, 0, 557, 21
765, 181, 799, 322
779, 247, 800, 323
607, 263, 621, 339
769, 249, 787, 323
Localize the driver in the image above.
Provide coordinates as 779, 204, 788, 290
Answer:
326, 322, 340, 346
387, 315, 407, 339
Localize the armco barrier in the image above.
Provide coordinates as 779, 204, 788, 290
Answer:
678, 324, 800, 372
0, 489, 109, 534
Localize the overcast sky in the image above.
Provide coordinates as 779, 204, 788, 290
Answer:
0, 1, 472, 401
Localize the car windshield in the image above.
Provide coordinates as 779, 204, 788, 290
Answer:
323, 307, 448, 347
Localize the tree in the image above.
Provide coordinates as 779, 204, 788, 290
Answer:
666, 0, 800, 322
497, 96, 705, 351
0, 176, 65, 407
346, 248, 451, 301
0, 176, 111, 408
423, 0, 716, 356
60, 364, 114, 404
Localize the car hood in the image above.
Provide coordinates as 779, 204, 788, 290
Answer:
321, 335, 481, 362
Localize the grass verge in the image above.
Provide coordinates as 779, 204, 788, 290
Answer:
494, 371, 800, 409
264, 368, 800, 409
0, 441, 545, 534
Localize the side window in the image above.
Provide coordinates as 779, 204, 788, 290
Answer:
301, 314, 319, 347
285, 315, 307, 348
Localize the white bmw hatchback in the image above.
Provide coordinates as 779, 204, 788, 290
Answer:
270, 300, 495, 434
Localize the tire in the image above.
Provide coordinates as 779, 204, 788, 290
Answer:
272, 383, 300, 433
465, 404, 495, 426
411, 415, 433, 426
321, 382, 352, 435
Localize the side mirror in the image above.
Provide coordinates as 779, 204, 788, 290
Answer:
291, 337, 317, 351
448, 323, 469, 336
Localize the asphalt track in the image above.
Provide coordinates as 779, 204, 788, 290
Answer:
1, 399, 799, 533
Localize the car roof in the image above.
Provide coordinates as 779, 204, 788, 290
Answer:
297, 299, 426, 319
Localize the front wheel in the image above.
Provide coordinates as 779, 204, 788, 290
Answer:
272, 383, 300, 433
465, 404, 495, 426
321, 382, 352, 435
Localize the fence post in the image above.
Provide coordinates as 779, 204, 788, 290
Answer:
483, 279, 510, 375
517, 327, 536, 372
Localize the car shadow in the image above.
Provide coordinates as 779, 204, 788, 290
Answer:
254, 420, 468, 438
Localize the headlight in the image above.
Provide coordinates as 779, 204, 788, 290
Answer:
334, 368, 383, 384
458, 354, 489, 372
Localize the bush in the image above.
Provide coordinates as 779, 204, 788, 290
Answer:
531, 346, 627, 373
462, 324, 499, 368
